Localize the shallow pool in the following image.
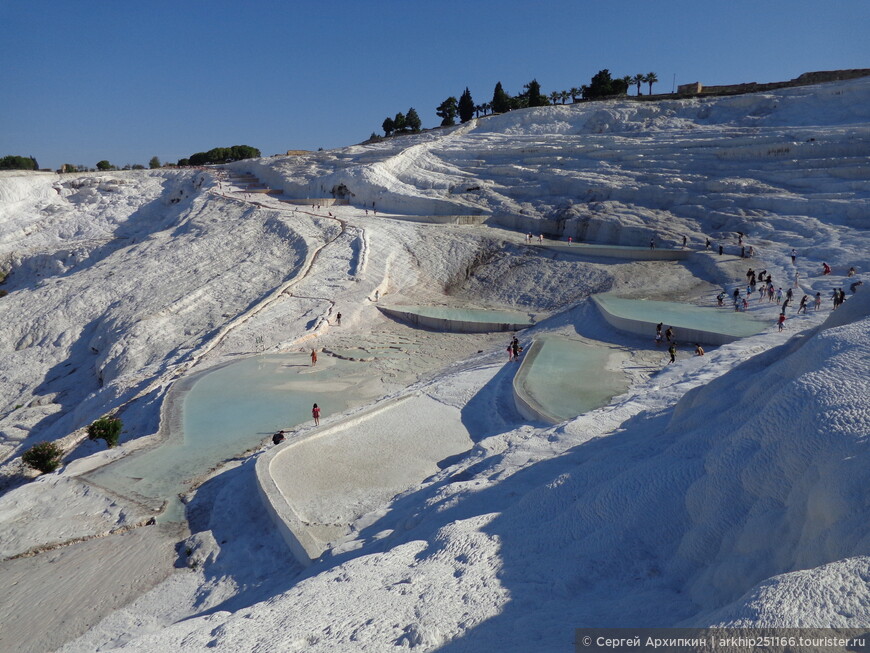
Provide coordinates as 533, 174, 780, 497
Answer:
515, 337, 628, 423
594, 293, 767, 338
85, 353, 384, 522
379, 305, 535, 332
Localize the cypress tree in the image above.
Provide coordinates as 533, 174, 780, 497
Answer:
458, 87, 475, 123
491, 82, 511, 113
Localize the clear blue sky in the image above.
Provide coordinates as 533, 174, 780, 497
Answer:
2, 0, 867, 171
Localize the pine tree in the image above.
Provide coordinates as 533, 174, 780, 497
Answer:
436, 97, 458, 127
491, 81, 511, 113
394, 112, 407, 132
526, 79, 544, 107
458, 87, 475, 123
382, 117, 395, 136
149, 156, 161, 169
405, 107, 422, 132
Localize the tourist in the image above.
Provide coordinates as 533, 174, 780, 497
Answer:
814, 292, 822, 310
850, 280, 863, 294
797, 295, 808, 314
717, 292, 725, 307
336, 312, 342, 326
539, 234, 544, 244
512, 337, 521, 361
665, 327, 674, 343
694, 343, 705, 356
778, 313, 786, 332
791, 248, 797, 264
705, 238, 711, 250
272, 430, 286, 445
848, 266, 856, 277
311, 349, 317, 366
650, 236, 656, 250
718, 244, 724, 256
667, 342, 677, 364
823, 262, 832, 275
312, 403, 321, 426
682, 235, 687, 248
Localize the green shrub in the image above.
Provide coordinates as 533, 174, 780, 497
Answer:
88, 417, 123, 448
22, 442, 63, 473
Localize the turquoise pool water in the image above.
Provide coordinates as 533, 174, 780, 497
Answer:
85, 353, 383, 522
398, 305, 534, 324
517, 337, 627, 422
594, 293, 767, 338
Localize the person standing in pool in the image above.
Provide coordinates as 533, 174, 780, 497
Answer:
665, 326, 674, 343
694, 343, 705, 356
310, 349, 318, 365
312, 403, 321, 426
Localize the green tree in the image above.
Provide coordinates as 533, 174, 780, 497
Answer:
394, 112, 407, 132
525, 79, 545, 107
22, 441, 63, 474
405, 107, 422, 132
436, 96, 458, 126
458, 87, 475, 123
0, 155, 39, 170
583, 69, 625, 99
548, 91, 560, 105
149, 156, 161, 169
382, 116, 395, 136
644, 72, 659, 95
491, 81, 511, 113
176, 158, 190, 167
632, 74, 644, 96
88, 416, 122, 448
96, 160, 113, 171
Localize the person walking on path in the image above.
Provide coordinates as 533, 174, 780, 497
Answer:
310, 349, 318, 366
667, 342, 677, 365
814, 292, 822, 310
336, 312, 342, 326
791, 248, 797, 265
798, 295, 808, 314
778, 313, 786, 332
312, 403, 321, 426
